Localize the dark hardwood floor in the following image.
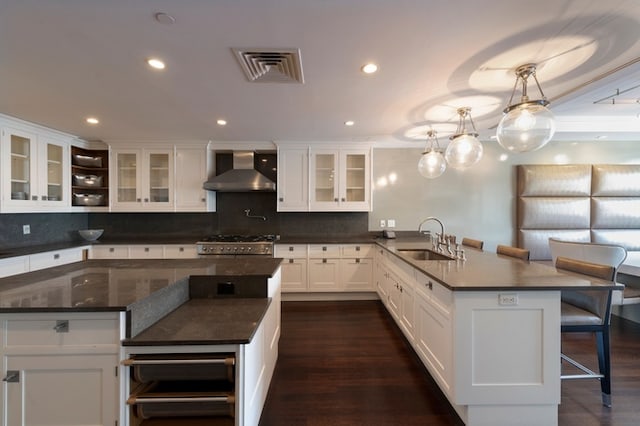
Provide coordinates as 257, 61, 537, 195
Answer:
259, 300, 640, 426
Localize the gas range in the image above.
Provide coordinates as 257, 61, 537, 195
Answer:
196, 234, 278, 256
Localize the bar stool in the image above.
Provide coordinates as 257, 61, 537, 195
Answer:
461, 237, 483, 250
496, 244, 530, 261
549, 238, 627, 407
554, 256, 620, 407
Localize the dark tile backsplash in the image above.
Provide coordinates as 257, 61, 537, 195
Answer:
0, 193, 369, 249
0, 213, 89, 249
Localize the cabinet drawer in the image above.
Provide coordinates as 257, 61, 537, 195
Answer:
274, 244, 308, 259
129, 245, 164, 259
0, 256, 29, 278
2, 315, 120, 349
341, 244, 373, 258
90, 245, 129, 259
163, 245, 198, 258
415, 271, 453, 315
308, 244, 341, 257
29, 248, 85, 271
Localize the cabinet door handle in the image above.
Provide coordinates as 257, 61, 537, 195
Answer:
322, 258, 327, 263
201, 197, 206, 202
289, 246, 294, 251
289, 259, 294, 264
341, 197, 346, 202
356, 246, 360, 251
2, 371, 19, 383
136, 198, 142, 202
144, 198, 149, 202
279, 197, 284, 202
355, 258, 360, 263
426, 281, 433, 290
322, 246, 327, 251
53, 320, 69, 333
144, 247, 150, 252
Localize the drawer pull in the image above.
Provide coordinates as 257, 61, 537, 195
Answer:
2, 370, 19, 383
289, 259, 294, 264
356, 246, 360, 251
109, 247, 115, 253
322, 258, 327, 263
53, 320, 69, 333
322, 246, 327, 251
426, 281, 433, 290
144, 247, 150, 252
289, 246, 294, 251
355, 258, 360, 263
53, 253, 60, 260
179, 247, 184, 252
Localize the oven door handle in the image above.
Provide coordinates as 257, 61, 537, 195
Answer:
128, 395, 235, 404
122, 357, 235, 366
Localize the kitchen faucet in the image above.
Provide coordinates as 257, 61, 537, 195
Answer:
418, 217, 453, 255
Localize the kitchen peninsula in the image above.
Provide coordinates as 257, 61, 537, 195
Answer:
0, 258, 282, 426
374, 237, 622, 426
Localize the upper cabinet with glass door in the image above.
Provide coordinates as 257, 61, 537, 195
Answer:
111, 148, 173, 211
309, 147, 371, 212
1, 117, 71, 212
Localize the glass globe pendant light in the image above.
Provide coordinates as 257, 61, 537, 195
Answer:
445, 107, 483, 169
496, 63, 556, 152
418, 130, 447, 178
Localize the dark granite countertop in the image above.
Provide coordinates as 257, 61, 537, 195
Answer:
0, 258, 283, 312
122, 298, 271, 346
376, 238, 623, 292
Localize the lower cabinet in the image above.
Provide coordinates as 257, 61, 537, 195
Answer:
4, 354, 118, 426
276, 243, 374, 294
0, 312, 122, 426
89, 244, 198, 259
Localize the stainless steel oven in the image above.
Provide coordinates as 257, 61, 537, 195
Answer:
196, 234, 277, 257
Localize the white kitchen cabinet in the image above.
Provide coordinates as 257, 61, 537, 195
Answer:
1, 123, 70, 212
29, 247, 88, 272
414, 272, 453, 396
175, 146, 209, 212
89, 244, 198, 260
277, 146, 309, 211
0, 312, 121, 426
0, 256, 29, 279
128, 245, 165, 259
89, 245, 130, 259
309, 148, 371, 212
340, 244, 373, 291
111, 148, 173, 211
308, 244, 341, 291
274, 244, 308, 292
163, 244, 198, 258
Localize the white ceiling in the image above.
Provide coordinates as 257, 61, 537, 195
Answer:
2, 0, 640, 147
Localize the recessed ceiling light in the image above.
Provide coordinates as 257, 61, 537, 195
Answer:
344, 120, 355, 126
146, 58, 166, 70
86, 117, 99, 125
361, 63, 378, 74
216, 119, 227, 126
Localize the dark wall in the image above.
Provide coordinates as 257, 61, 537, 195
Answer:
0, 192, 369, 249
0, 213, 89, 249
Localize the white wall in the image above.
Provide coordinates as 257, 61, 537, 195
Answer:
370, 139, 640, 252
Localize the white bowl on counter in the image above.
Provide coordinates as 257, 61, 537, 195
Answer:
78, 229, 104, 241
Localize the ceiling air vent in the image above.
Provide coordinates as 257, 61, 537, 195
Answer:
232, 48, 304, 83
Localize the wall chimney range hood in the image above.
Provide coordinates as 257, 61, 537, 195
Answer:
203, 151, 276, 192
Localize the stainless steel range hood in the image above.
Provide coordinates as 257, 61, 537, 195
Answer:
203, 151, 276, 192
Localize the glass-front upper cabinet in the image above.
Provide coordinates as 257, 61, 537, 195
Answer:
313, 152, 337, 204
111, 148, 173, 211
1, 125, 69, 211
309, 148, 371, 211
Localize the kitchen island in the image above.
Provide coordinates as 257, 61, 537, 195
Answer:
374, 237, 622, 426
0, 258, 282, 426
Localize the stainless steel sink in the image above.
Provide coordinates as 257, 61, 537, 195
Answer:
396, 249, 454, 261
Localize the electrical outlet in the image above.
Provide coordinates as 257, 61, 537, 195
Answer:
379, 219, 386, 228
387, 219, 396, 228
499, 293, 518, 306
22, 225, 30, 235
